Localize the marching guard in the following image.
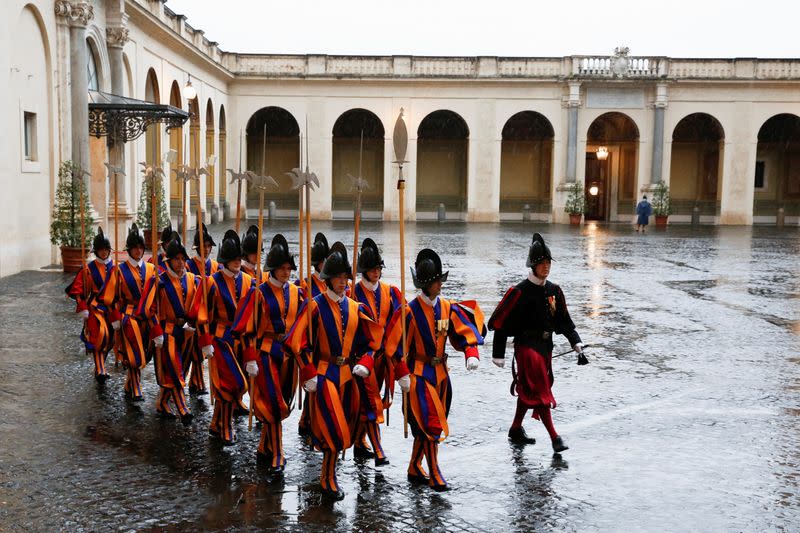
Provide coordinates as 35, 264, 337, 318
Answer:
102, 223, 158, 401
351, 238, 405, 466
185, 223, 219, 394
65, 228, 115, 383
241, 224, 268, 284
488, 233, 585, 452
285, 242, 382, 500
298, 232, 330, 298
233, 234, 302, 474
384, 248, 486, 492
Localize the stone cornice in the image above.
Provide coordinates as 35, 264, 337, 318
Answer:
55, 0, 94, 27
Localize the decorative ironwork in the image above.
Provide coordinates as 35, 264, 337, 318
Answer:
89, 90, 189, 144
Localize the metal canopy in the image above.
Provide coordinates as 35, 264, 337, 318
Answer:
88, 90, 189, 143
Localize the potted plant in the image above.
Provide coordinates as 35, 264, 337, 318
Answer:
136, 170, 169, 249
652, 180, 671, 227
50, 161, 95, 272
564, 181, 585, 225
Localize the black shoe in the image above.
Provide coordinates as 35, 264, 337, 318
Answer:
430, 483, 450, 492
552, 436, 569, 453
256, 450, 272, 466
208, 428, 221, 439
353, 446, 375, 459
180, 413, 194, 426
157, 409, 176, 419
269, 464, 285, 477
508, 426, 536, 445
298, 425, 310, 437
374, 456, 390, 467
95, 374, 109, 385
131, 395, 144, 403
221, 436, 236, 447
407, 473, 429, 486
322, 487, 345, 501
233, 405, 249, 418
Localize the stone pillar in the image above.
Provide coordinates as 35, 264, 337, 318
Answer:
565, 81, 581, 182
106, 22, 130, 237
650, 83, 668, 185
55, 1, 93, 189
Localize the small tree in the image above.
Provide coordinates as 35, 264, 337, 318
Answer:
50, 160, 95, 248
136, 170, 169, 231
652, 180, 671, 216
564, 181, 586, 215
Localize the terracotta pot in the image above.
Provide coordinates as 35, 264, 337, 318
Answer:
655, 215, 669, 227
60, 246, 86, 273
569, 213, 582, 226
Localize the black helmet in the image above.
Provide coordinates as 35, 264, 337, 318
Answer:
526, 233, 552, 268
241, 225, 260, 256
193, 223, 216, 250
125, 223, 146, 250
92, 227, 111, 253
159, 221, 174, 245
165, 232, 188, 261
217, 229, 241, 264
311, 232, 330, 264
357, 238, 385, 274
266, 234, 297, 271
411, 248, 448, 289
320, 241, 352, 280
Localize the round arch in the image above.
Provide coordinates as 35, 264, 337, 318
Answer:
500, 111, 555, 216
218, 105, 227, 205
753, 113, 800, 223
331, 108, 385, 215
669, 112, 725, 218
246, 106, 301, 211
168, 81, 183, 205
416, 110, 469, 214
585, 112, 639, 221
205, 99, 215, 200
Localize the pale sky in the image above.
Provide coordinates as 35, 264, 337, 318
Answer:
164, 0, 799, 58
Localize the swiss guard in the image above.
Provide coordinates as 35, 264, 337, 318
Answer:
195, 230, 253, 445
102, 223, 158, 401
241, 224, 268, 284
149, 222, 174, 274
384, 248, 486, 492
488, 233, 585, 453
285, 242, 382, 500
138, 234, 201, 423
233, 234, 302, 475
185, 223, 219, 394
299, 232, 329, 298
65, 228, 115, 383
351, 238, 405, 466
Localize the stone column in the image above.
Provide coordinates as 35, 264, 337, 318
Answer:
55, 1, 93, 190
106, 23, 130, 237
565, 81, 581, 182
650, 83, 668, 185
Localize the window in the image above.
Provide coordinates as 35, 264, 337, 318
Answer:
23, 112, 37, 161
87, 42, 99, 91
754, 161, 766, 190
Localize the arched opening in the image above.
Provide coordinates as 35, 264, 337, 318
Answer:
218, 105, 227, 207
669, 113, 725, 218
168, 81, 183, 214
205, 99, 215, 202
246, 106, 300, 212
754, 113, 800, 223
585, 112, 639, 221
144, 69, 160, 168
187, 96, 200, 200
500, 111, 554, 217
416, 110, 469, 214
331, 109, 385, 216
86, 38, 107, 221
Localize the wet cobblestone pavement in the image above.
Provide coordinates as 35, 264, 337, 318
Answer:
1, 221, 798, 532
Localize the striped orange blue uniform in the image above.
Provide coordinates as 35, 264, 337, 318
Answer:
242, 263, 268, 285
195, 269, 254, 444
385, 296, 486, 490
148, 252, 167, 274
351, 279, 405, 461
285, 291, 382, 494
184, 256, 219, 392
138, 268, 203, 417
296, 272, 327, 299
233, 276, 302, 468
100, 259, 158, 400
65, 258, 116, 378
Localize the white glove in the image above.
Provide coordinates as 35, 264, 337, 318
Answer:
466, 357, 480, 371
246, 360, 259, 377
183, 322, 196, 333
111, 320, 121, 331
202, 344, 215, 358
78, 310, 89, 320
492, 358, 505, 368
353, 364, 370, 378
303, 377, 317, 392
573, 343, 584, 354
398, 374, 411, 392
153, 335, 164, 348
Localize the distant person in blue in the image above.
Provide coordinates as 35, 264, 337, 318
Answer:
636, 195, 652, 233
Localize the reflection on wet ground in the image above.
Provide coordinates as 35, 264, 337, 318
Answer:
0, 222, 798, 531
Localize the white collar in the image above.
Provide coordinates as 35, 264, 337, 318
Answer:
268, 274, 285, 288
419, 292, 439, 307
166, 265, 183, 279
528, 271, 546, 286
361, 279, 379, 292
98, 256, 113, 266
242, 259, 256, 271
221, 266, 239, 279
127, 257, 143, 269
326, 288, 345, 303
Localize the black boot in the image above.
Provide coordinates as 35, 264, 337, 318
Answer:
552, 436, 569, 453
256, 450, 272, 467
374, 456, 390, 467
322, 487, 345, 501
353, 446, 375, 459
508, 426, 536, 445
180, 413, 194, 426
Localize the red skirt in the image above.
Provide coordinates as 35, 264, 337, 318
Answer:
513, 344, 556, 412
